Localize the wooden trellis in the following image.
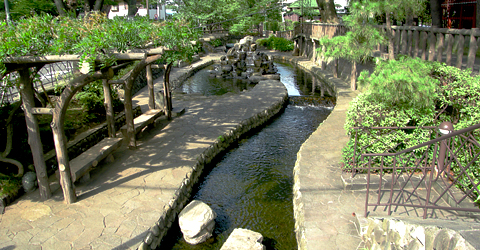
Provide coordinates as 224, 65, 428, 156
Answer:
2, 47, 173, 204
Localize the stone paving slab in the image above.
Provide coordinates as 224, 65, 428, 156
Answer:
0, 53, 288, 249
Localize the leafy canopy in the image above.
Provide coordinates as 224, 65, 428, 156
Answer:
0, 13, 200, 76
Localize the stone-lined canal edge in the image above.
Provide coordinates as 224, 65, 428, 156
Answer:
273, 53, 359, 250
138, 79, 288, 249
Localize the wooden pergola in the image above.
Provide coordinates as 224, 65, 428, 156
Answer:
2, 47, 173, 204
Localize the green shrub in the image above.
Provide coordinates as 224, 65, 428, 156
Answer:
75, 80, 123, 123
344, 59, 480, 203
256, 35, 293, 52
358, 56, 439, 110
209, 39, 223, 47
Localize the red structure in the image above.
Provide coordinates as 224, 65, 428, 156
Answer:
442, 0, 477, 28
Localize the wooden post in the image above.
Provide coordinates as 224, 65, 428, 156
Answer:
456, 35, 465, 69
386, 15, 394, 60
123, 75, 136, 148
163, 63, 173, 120
395, 29, 401, 54
146, 64, 155, 110
436, 33, 444, 63
413, 30, 420, 58
420, 31, 428, 60
445, 34, 454, 66
333, 59, 338, 78
407, 29, 413, 56
18, 68, 52, 200
466, 28, 479, 70
102, 79, 115, 137
401, 29, 408, 54
428, 31, 436, 61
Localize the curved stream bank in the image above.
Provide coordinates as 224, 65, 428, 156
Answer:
272, 53, 360, 249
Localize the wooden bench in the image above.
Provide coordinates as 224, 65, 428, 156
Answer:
120, 109, 163, 137
56, 137, 123, 183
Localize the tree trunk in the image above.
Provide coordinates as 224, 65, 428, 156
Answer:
53, 0, 67, 16
18, 69, 52, 200
146, 65, 155, 110
315, 0, 338, 23
103, 79, 115, 137
477, 0, 480, 28
163, 63, 173, 120
386, 13, 395, 60
127, 0, 138, 16
430, 0, 443, 28
94, 0, 103, 11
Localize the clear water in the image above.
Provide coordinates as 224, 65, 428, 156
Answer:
180, 65, 255, 96
161, 62, 333, 250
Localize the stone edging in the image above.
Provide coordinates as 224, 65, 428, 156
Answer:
356, 215, 480, 249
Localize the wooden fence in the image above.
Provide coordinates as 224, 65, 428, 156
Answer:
277, 23, 480, 75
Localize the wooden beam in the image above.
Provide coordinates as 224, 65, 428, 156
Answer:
32, 108, 54, 115
3, 46, 170, 64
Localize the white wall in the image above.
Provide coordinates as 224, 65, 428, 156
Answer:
108, 1, 167, 20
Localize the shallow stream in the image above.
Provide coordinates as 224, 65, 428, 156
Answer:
161, 62, 334, 249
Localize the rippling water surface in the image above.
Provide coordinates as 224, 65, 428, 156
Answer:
162, 62, 333, 250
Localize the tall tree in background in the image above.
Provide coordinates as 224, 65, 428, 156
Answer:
127, 0, 138, 16
429, 0, 442, 27
167, 0, 281, 34
315, 0, 338, 23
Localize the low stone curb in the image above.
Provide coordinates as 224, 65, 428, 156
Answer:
356, 214, 480, 250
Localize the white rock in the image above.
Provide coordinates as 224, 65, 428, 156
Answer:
220, 228, 265, 250
178, 200, 217, 245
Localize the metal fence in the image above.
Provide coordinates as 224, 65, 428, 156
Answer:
1, 61, 77, 105
350, 123, 480, 219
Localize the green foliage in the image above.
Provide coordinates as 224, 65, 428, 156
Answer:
1, 0, 57, 20
0, 174, 21, 198
343, 60, 480, 203
209, 39, 223, 47
358, 56, 439, 110
170, 0, 281, 35
317, 1, 386, 63
74, 80, 123, 122
0, 14, 200, 76
256, 35, 294, 51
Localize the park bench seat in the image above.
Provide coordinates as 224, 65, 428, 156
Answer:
120, 109, 163, 137
56, 137, 123, 183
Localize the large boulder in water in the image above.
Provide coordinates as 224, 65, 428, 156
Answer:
220, 228, 265, 250
178, 200, 217, 245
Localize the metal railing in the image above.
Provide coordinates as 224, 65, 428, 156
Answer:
1, 61, 77, 105
350, 123, 480, 219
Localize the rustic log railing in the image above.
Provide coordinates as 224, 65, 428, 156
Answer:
349, 123, 480, 219
279, 23, 480, 75
2, 47, 170, 203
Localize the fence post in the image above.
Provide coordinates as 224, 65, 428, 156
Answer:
438, 121, 454, 178
466, 28, 479, 71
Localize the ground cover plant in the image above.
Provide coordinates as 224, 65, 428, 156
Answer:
342, 56, 480, 204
